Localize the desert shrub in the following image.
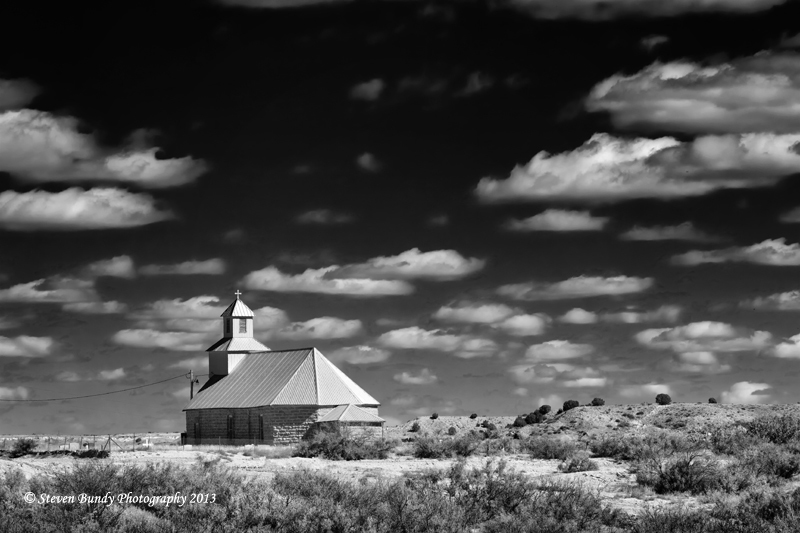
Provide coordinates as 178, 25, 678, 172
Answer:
623, 413, 635, 419
294, 426, 392, 460
590, 398, 605, 406
743, 413, 800, 445
524, 411, 543, 425
413, 434, 479, 459
74, 449, 109, 459
513, 417, 527, 428
563, 400, 580, 412
636, 452, 726, 495
524, 436, 580, 460
480, 420, 497, 432
469, 413, 478, 419
410, 421, 421, 433
11, 438, 36, 458
448, 427, 457, 436
709, 424, 760, 455
738, 443, 800, 481
656, 394, 672, 406
431, 413, 439, 420
709, 397, 718, 404
558, 452, 598, 473
590, 434, 636, 460
556, 408, 563, 415
538, 405, 552, 415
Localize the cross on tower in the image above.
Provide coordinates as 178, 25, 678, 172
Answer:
234, 290, 242, 299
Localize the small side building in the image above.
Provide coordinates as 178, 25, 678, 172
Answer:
184, 293, 383, 445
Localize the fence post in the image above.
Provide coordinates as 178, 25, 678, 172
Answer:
133, 434, 136, 453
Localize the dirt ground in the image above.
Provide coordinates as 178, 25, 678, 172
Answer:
4, 403, 800, 518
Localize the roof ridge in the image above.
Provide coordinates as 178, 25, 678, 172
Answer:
313, 348, 320, 405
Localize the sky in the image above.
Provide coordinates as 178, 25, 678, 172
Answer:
3, 0, 800, 434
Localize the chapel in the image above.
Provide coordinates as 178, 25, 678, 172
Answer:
183, 292, 383, 445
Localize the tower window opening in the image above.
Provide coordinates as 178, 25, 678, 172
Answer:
239, 319, 247, 333
224, 320, 231, 336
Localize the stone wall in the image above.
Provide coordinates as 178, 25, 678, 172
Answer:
185, 405, 319, 445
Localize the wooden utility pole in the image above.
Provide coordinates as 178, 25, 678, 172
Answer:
187, 370, 199, 399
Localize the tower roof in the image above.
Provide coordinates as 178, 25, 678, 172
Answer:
184, 348, 380, 410
220, 291, 254, 318
317, 404, 385, 423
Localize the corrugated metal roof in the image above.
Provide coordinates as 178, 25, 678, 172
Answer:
220, 298, 254, 318
206, 337, 270, 352
184, 347, 381, 410
315, 350, 380, 405
317, 404, 385, 423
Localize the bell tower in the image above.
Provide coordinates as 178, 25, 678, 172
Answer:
206, 291, 270, 377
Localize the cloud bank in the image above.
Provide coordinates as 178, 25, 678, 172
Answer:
497, 275, 653, 300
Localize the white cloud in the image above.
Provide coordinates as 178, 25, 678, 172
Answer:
111, 329, 211, 352
494, 314, 550, 336
512, 387, 528, 396
62, 301, 128, 314
0, 188, 173, 230
558, 308, 599, 324
674, 351, 731, 373
602, 305, 682, 324
476, 133, 800, 203
139, 259, 226, 276
0, 277, 96, 303
327, 345, 391, 365
505, 209, 608, 232
497, 275, 653, 300
524, 340, 594, 362
433, 303, 517, 324
587, 52, 800, 134
636, 321, 773, 353
272, 317, 363, 340
295, 209, 354, 225
169, 356, 207, 371
508, 363, 558, 384
740, 290, 800, 311
242, 266, 413, 296
335, 248, 485, 281
83, 255, 136, 279
56, 371, 82, 382
0, 335, 54, 357
641, 35, 669, 51
0, 110, 206, 187
132, 296, 288, 330
0, 386, 28, 400
350, 79, 385, 101
772, 334, 800, 358
393, 368, 438, 385
720, 381, 771, 404
620, 222, 722, 242
673, 239, 800, 266
563, 377, 608, 388
0, 79, 39, 110
378, 326, 498, 358
356, 152, 382, 172
536, 394, 563, 410
98, 368, 126, 380
619, 383, 672, 399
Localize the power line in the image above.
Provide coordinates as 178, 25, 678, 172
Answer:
0, 373, 198, 402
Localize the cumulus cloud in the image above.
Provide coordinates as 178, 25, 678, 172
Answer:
334, 248, 485, 281
433, 303, 517, 324
497, 275, 652, 301
139, 259, 226, 276
0, 386, 29, 400
83, 255, 136, 279
603, 305, 682, 324
772, 334, 800, 358
563, 377, 608, 388
505, 209, 608, 232
0, 79, 39, 110
168, 356, 207, 371
350, 79, 385, 101
327, 345, 391, 365
0, 277, 97, 303
587, 52, 800, 134
111, 329, 211, 352
98, 368, 126, 380
378, 327, 498, 358
636, 321, 773, 353
620, 222, 723, 242
394, 368, 438, 385
494, 314, 550, 336
0, 335, 54, 357
524, 340, 594, 362
673, 239, 800, 266
0, 110, 206, 187
271, 317, 363, 340
56, 371, 82, 382
295, 209, 354, 225
242, 266, 413, 296
674, 351, 731, 373
742, 291, 800, 311
0, 188, 173, 231
780, 207, 800, 223
559, 308, 599, 324
476, 133, 800, 203
62, 301, 128, 314
720, 381, 771, 404
619, 383, 672, 399
356, 152, 382, 172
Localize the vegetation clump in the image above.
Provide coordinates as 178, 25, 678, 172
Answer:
590, 398, 605, 407
656, 394, 672, 406
430, 413, 439, 420
294, 426, 392, 461
10, 438, 36, 458
563, 400, 580, 412
410, 421, 421, 433
513, 416, 527, 428
709, 397, 718, 404
469, 413, 478, 419
538, 405, 552, 415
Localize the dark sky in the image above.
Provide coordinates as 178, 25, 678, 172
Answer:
2, 0, 800, 433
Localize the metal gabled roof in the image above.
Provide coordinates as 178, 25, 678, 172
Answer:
206, 337, 270, 352
317, 404, 385, 423
184, 347, 381, 410
220, 297, 254, 318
